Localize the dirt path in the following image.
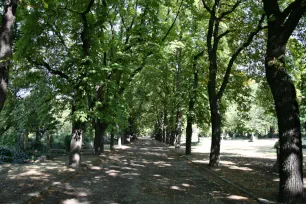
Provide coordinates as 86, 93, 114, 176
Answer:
0, 138, 258, 204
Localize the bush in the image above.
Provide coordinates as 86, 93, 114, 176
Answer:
0, 146, 29, 163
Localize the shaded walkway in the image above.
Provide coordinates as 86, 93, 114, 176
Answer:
26, 138, 257, 204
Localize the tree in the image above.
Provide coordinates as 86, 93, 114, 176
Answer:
0, 0, 18, 111
262, 0, 306, 202
201, 0, 265, 166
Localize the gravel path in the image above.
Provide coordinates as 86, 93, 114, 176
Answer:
23, 138, 257, 204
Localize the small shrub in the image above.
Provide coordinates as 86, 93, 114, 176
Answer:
0, 146, 29, 163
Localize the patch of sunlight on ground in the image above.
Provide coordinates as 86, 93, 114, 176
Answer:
220, 161, 236, 165
113, 145, 131, 150
181, 183, 193, 187
63, 198, 90, 204
106, 169, 121, 177
228, 166, 253, 171
189, 138, 282, 159
226, 195, 249, 200
191, 160, 209, 164
90, 166, 103, 170
28, 192, 40, 197
170, 185, 186, 191
273, 178, 280, 182
77, 192, 88, 197
153, 161, 172, 167
211, 191, 249, 201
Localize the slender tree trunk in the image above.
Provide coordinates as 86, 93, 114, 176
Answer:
266, 46, 304, 203
110, 128, 115, 150
186, 53, 200, 155
169, 112, 176, 145
174, 47, 182, 147
185, 116, 192, 155
162, 105, 168, 143
94, 119, 108, 155
23, 130, 28, 151
0, 0, 18, 112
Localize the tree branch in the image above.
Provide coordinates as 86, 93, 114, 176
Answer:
27, 57, 70, 81
162, 0, 183, 42
217, 14, 266, 100
262, 0, 281, 17
201, 0, 212, 14
81, 0, 95, 15
216, 30, 232, 42
218, 0, 241, 20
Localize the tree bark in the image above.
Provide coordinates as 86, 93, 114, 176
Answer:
69, 120, 83, 167
69, 103, 84, 167
174, 47, 182, 147
209, 100, 221, 166
266, 53, 304, 203
186, 53, 200, 155
94, 119, 108, 155
162, 105, 168, 143
262, 1, 306, 202
110, 129, 115, 150
0, 0, 18, 112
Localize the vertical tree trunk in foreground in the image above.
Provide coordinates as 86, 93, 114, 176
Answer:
110, 129, 115, 150
69, 121, 83, 167
202, 0, 264, 167
94, 120, 108, 155
0, 0, 18, 111
69, 103, 84, 167
186, 53, 201, 155
262, 1, 305, 202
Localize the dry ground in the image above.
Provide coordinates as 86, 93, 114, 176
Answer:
0, 138, 305, 204
173, 138, 306, 203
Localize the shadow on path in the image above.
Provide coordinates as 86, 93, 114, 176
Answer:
5, 138, 259, 204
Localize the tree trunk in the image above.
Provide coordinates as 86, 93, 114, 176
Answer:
186, 53, 200, 155
69, 101, 85, 167
261, 2, 306, 200
94, 119, 108, 155
69, 121, 83, 167
266, 49, 304, 203
46, 131, 52, 150
209, 100, 221, 167
185, 116, 192, 155
162, 105, 168, 143
110, 129, 115, 150
23, 130, 28, 151
169, 112, 176, 146
0, 0, 18, 112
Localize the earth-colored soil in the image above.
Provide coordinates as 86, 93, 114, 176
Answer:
173, 138, 306, 203
0, 138, 305, 204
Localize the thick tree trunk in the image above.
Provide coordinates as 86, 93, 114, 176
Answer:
69, 121, 83, 167
266, 50, 304, 203
209, 100, 221, 167
0, 0, 18, 112
94, 119, 108, 155
69, 101, 85, 167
